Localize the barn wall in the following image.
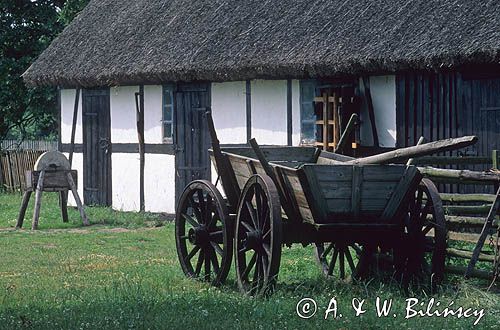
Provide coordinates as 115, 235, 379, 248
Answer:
359, 75, 397, 147
250, 80, 288, 144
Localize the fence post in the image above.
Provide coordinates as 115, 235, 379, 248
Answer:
493, 150, 499, 191
0, 152, 3, 192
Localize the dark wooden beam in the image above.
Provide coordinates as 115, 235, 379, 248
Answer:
135, 86, 145, 212
287, 79, 292, 146
61, 143, 175, 154
69, 88, 81, 167
246, 80, 251, 142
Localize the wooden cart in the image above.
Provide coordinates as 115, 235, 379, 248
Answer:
175, 113, 450, 295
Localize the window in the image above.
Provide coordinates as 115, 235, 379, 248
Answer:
299, 80, 317, 145
162, 85, 174, 142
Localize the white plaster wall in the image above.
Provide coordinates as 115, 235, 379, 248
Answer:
144, 85, 163, 144
211, 81, 247, 144
291, 80, 301, 146
359, 75, 397, 147
251, 80, 288, 145
145, 154, 176, 213
111, 152, 176, 213
110, 86, 139, 143
60, 89, 82, 144
111, 153, 140, 212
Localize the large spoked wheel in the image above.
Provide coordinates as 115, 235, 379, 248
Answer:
404, 178, 447, 285
175, 180, 232, 286
235, 174, 282, 296
315, 242, 375, 281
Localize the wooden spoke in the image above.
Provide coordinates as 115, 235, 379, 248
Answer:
182, 213, 199, 228
245, 201, 258, 229
328, 247, 339, 276
422, 224, 433, 235
210, 248, 220, 274
263, 243, 271, 258
204, 250, 211, 281
255, 186, 263, 226
321, 243, 334, 260
242, 252, 257, 280
345, 246, 356, 273
185, 245, 200, 262
241, 221, 254, 232
195, 251, 204, 275
339, 249, 345, 279
211, 241, 224, 256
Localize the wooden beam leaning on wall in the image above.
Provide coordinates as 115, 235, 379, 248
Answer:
135, 86, 145, 212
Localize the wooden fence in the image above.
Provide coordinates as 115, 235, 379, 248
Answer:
0, 150, 46, 192
416, 150, 500, 280
0, 140, 57, 151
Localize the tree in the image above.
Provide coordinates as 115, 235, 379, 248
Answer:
0, 0, 89, 143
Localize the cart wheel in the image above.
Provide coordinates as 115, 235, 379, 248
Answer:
315, 242, 375, 280
175, 180, 232, 286
235, 174, 282, 296
404, 178, 447, 285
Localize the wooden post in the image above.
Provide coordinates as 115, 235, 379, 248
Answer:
493, 150, 499, 191
322, 93, 328, 150
465, 185, 500, 278
16, 190, 32, 228
66, 172, 89, 226
135, 86, 145, 212
335, 113, 359, 153
60, 190, 69, 222
32, 170, 45, 230
68, 88, 81, 166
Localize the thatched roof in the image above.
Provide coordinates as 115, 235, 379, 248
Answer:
23, 0, 500, 87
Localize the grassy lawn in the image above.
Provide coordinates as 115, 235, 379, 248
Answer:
0, 192, 498, 329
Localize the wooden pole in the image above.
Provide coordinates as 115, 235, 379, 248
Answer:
135, 86, 145, 212
66, 171, 89, 226
406, 136, 425, 165
465, 186, 500, 278
335, 113, 358, 153
418, 166, 500, 184
16, 190, 32, 228
345, 136, 478, 165
32, 170, 45, 230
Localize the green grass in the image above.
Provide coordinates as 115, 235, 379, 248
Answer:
0, 192, 499, 329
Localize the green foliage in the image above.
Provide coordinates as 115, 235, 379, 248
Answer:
0, 0, 89, 142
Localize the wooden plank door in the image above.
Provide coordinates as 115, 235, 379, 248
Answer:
174, 83, 211, 205
82, 88, 112, 206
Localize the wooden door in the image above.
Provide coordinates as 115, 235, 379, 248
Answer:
82, 88, 112, 206
174, 83, 211, 205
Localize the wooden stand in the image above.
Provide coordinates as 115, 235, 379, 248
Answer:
16, 170, 89, 230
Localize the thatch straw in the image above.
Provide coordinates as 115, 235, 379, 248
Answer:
23, 0, 500, 88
